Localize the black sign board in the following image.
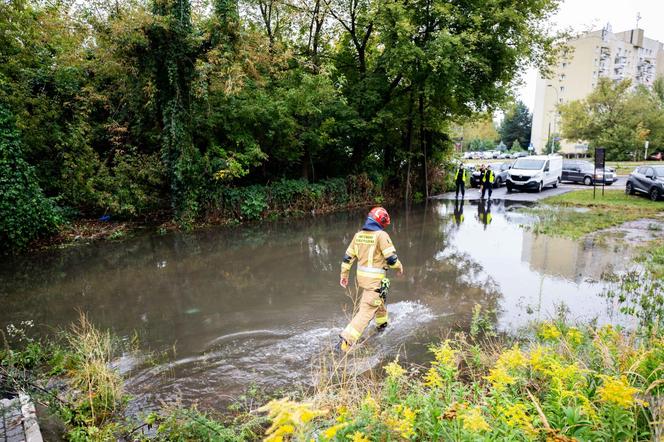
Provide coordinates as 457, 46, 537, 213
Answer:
595, 147, 605, 169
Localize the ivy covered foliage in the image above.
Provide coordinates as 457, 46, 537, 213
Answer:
0, 106, 61, 251
0, 0, 561, 247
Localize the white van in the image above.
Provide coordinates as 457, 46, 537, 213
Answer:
506, 155, 562, 193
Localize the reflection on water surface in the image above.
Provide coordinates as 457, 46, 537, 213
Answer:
0, 201, 631, 410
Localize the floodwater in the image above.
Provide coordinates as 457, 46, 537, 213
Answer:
0, 201, 633, 412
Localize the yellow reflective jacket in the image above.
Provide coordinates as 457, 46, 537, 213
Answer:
481, 169, 495, 184
455, 168, 466, 182
340, 230, 402, 290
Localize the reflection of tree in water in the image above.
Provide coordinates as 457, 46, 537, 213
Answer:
391, 202, 501, 330
0, 209, 370, 341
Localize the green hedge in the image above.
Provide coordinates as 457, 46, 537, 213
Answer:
211, 175, 379, 221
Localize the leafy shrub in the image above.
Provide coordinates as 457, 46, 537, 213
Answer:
101, 150, 167, 218
0, 106, 62, 252
240, 186, 268, 220
214, 175, 379, 221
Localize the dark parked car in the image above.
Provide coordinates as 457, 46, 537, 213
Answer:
626, 165, 664, 201
470, 162, 510, 188
562, 160, 616, 185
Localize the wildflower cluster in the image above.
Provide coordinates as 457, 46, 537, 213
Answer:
384, 404, 417, 438
275, 320, 660, 441
597, 375, 646, 408
384, 357, 406, 379
258, 398, 326, 442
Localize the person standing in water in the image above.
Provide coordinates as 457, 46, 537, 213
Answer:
454, 163, 467, 199
337, 207, 404, 353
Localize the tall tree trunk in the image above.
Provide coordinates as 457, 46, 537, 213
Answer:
404, 91, 415, 202
419, 92, 429, 199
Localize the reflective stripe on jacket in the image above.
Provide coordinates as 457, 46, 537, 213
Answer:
455, 168, 466, 182
340, 230, 401, 290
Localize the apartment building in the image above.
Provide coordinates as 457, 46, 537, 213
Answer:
531, 26, 664, 155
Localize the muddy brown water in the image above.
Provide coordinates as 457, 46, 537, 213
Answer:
0, 201, 633, 413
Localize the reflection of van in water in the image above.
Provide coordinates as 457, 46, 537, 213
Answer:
506, 155, 563, 193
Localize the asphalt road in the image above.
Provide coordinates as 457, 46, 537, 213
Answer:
431, 177, 626, 202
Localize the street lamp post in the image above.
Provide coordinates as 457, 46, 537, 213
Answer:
547, 84, 560, 154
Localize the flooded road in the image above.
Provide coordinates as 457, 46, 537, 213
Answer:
0, 201, 633, 412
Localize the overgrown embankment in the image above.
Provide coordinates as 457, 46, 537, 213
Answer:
25, 175, 390, 251
3, 317, 662, 441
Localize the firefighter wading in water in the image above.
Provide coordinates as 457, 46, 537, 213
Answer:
336, 207, 404, 352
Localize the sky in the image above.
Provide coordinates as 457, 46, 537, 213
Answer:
518, 0, 664, 111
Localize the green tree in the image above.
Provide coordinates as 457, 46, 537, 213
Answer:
544, 134, 561, 153
0, 0, 563, 240
500, 101, 532, 148
558, 78, 663, 160
0, 106, 61, 252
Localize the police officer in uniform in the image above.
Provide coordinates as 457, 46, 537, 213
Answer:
480, 165, 495, 200
454, 163, 467, 199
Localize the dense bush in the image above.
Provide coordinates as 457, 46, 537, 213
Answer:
214, 175, 379, 221
0, 106, 61, 252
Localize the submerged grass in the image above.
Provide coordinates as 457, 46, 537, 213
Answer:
527, 190, 663, 239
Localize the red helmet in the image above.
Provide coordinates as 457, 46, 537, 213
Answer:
368, 207, 391, 228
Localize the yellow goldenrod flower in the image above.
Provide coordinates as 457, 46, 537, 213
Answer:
336, 405, 348, 422
546, 360, 585, 386
460, 406, 490, 432
538, 322, 561, 340
528, 344, 549, 373
384, 357, 406, 379
598, 324, 620, 341
385, 405, 417, 438
565, 327, 584, 346
500, 403, 537, 436
485, 366, 515, 392
597, 375, 644, 408
361, 392, 380, 416
322, 422, 349, 439
259, 398, 326, 441
496, 345, 528, 370
429, 340, 458, 370
350, 431, 370, 442
423, 366, 444, 389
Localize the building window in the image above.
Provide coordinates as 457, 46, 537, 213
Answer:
560, 86, 565, 93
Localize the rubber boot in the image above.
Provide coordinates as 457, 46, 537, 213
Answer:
335, 337, 351, 354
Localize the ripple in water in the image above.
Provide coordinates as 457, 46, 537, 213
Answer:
124, 301, 435, 411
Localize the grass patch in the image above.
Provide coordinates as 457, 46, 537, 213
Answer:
606, 161, 663, 176
528, 190, 663, 239
636, 239, 664, 279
